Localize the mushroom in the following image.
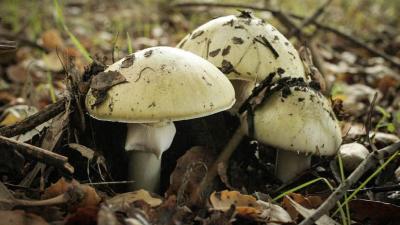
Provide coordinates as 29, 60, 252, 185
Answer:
85, 46, 235, 192
339, 143, 369, 171
253, 86, 342, 181
177, 13, 308, 113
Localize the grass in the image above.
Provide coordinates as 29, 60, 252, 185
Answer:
333, 150, 400, 216
338, 154, 351, 225
53, 0, 92, 62
126, 32, 134, 54
272, 177, 348, 224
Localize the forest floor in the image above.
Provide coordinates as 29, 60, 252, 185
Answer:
0, 1, 399, 225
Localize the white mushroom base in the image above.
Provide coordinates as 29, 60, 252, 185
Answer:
125, 122, 176, 192
127, 151, 162, 192
275, 150, 311, 183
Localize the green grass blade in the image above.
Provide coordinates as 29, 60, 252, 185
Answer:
272, 176, 347, 223
272, 177, 333, 202
333, 150, 400, 216
338, 154, 351, 225
126, 32, 133, 54
53, 0, 92, 62
46, 72, 57, 103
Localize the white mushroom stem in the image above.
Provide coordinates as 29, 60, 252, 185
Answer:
125, 122, 176, 192
275, 150, 311, 183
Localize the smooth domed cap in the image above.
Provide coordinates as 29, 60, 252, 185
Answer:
178, 14, 306, 82
253, 86, 342, 156
85, 46, 236, 123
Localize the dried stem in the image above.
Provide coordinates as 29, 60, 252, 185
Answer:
299, 141, 400, 225
0, 135, 74, 174
0, 97, 67, 137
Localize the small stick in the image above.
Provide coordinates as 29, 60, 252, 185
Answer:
0, 31, 48, 53
0, 97, 67, 137
347, 184, 400, 193
173, 2, 400, 69
0, 135, 74, 174
299, 141, 400, 225
287, 0, 332, 38
0, 184, 85, 207
196, 124, 247, 201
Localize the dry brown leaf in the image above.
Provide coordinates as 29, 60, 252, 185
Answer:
349, 199, 400, 224
89, 71, 127, 107
43, 178, 101, 209
210, 190, 261, 218
209, 190, 292, 224
166, 146, 215, 206
285, 196, 339, 225
0, 210, 49, 225
40, 30, 64, 51
282, 193, 323, 221
107, 189, 162, 208
6, 64, 30, 83
64, 206, 98, 225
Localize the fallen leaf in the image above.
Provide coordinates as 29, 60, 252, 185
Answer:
285, 196, 339, 225
43, 178, 101, 210
40, 29, 64, 51
210, 190, 292, 224
282, 193, 323, 221
349, 199, 400, 225
0, 182, 15, 210
166, 146, 215, 206
64, 206, 98, 225
210, 190, 261, 218
90, 71, 127, 107
0, 210, 49, 225
107, 189, 162, 209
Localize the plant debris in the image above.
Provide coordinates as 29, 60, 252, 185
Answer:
89, 71, 127, 107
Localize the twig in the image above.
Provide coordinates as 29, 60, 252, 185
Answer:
287, 0, 332, 38
0, 97, 67, 137
299, 141, 400, 225
0, 135, 74, 174
347, 184, 400, 193
365, 93, 379, 152
0, 183, 84, 207
0, 31, 48, 53
173, 2, 400, 69
0, 40, 17, 53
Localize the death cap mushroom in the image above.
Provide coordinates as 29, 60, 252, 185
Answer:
85, 46, 236, 191
253, 85, 342, 182
178, 13, 307, 83
86, 46, 236, 123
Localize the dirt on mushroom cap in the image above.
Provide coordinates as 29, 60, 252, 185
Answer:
253, 86, 342, 156
177, 14, 307, 83
85, 46, 236, 123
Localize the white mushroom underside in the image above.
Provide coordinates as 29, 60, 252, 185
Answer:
125, 122, 176, 158
125, 122, 176, 192
275, 150, 311, 183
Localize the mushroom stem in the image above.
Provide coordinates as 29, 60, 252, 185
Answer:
275, 150, 311, 183
125, 122, 176, 192
127, 151, 162, 192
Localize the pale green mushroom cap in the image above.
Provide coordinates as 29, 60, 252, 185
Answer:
178, 14, 306, 82
85, 46, 236, 123
253, 86, 342, 156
